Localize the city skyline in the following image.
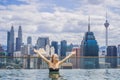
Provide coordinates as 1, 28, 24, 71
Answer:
0, 0, 120, 46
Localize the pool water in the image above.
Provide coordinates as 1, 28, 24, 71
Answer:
0, 69, 120, 80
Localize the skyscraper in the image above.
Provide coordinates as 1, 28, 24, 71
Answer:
16, 25, 22, 51
60, 40, 67, 57
27, 36, 32, 44
16, 37, 20, 51
0, 44, 4, 53
51, 41, 58, 54
7, 31, 10, 54
18, 25, 22, 44
80, 17, 99, 69
36, 37, 49, 69
71, 47, 80, 68
106, 46, 117, 68
36, 37, 49, 49
118, 45, 120, 66
7, 26, 14, 56
104, 12, 109, 52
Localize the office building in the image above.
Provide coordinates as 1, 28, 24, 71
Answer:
36, 37, 49, 69
60, 40, 67, 57
0, 44, 4, 53
51, 41, 58, 54
36, 37, 49, 49
80, 17, 99, 69
27, 36, 32, 44
71, 47, 80, 68
7, 26, 14, 56
16, 25, 22, 51
118, 45, 120, 66
106, 46, 117, 68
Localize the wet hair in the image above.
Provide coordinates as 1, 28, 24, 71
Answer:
51, 54, 54, 63
51, 54, 59, 63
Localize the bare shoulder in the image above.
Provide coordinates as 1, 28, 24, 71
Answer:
57, 61, 62, 65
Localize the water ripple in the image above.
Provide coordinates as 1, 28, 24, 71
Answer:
0, 69, 120, 80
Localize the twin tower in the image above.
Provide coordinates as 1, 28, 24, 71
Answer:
7, 25, 22, 56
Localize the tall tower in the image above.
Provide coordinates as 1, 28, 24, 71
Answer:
51, 41, 58, 54
7, 31, 10, 53
10, 26, 14, 55
7, 25, 14, 56
27, 36, 32, 44
60, 40, 67, 57
88, 16, 90, 32
16, 25, 22, 51
80, 17, 99, 69
104, 12, 109, 48
18, 25, 22, 45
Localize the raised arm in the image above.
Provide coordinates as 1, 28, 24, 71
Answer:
59, 51, 76, 65
34, 48, 50, 64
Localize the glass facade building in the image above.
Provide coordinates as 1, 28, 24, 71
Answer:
80, 32, 99, 69
106, 46, 117, 68
60, 40, 67, 57
51, 41, 58, 54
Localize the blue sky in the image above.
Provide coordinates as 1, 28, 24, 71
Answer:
0, 0, 120, 46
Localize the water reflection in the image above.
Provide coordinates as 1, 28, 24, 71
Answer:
49, 74, 60, 80
49, 73, 65, 80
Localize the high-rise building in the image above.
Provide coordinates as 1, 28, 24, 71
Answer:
16, 25, 22, 51
36, 37, 49, 49
70, 47, 80, 68
0, 44, 5, 63
7, 26, 14, 56
60, 40, 67, 57
18, 25, 22, 44
67, 43, 73, 52
51, 41, 58, 54
7, 31, 10, 53
0, 44, 4, 53
106, 46, 117, 68
27, 36, 32, 44
118, 45, 120, 66
36, 37, 49, 69
16, 37, 20, 51
21, 44, 33, 55
80, 17, 99, 69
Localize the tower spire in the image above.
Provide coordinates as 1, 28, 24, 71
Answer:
106, 11, 107, 20
104, 11, 109, 48
88, 16, 90, 32
11, 24, 14, 31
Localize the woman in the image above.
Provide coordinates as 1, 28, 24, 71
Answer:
34, 48, 76, 74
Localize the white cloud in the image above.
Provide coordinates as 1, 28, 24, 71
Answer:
0, 0, 120, 47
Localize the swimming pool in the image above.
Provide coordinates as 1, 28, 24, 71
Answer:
0, 69, 120, 80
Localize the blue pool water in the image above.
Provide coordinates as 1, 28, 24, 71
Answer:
0, 69, 120, 80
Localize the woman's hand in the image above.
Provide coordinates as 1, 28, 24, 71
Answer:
71, 51, 76, 55
38, 48, 46, 53
34, 48, 50, 63
34, 49, 38, 53
34, 48, 46, 54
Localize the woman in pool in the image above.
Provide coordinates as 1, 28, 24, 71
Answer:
34, 48, 76, 74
